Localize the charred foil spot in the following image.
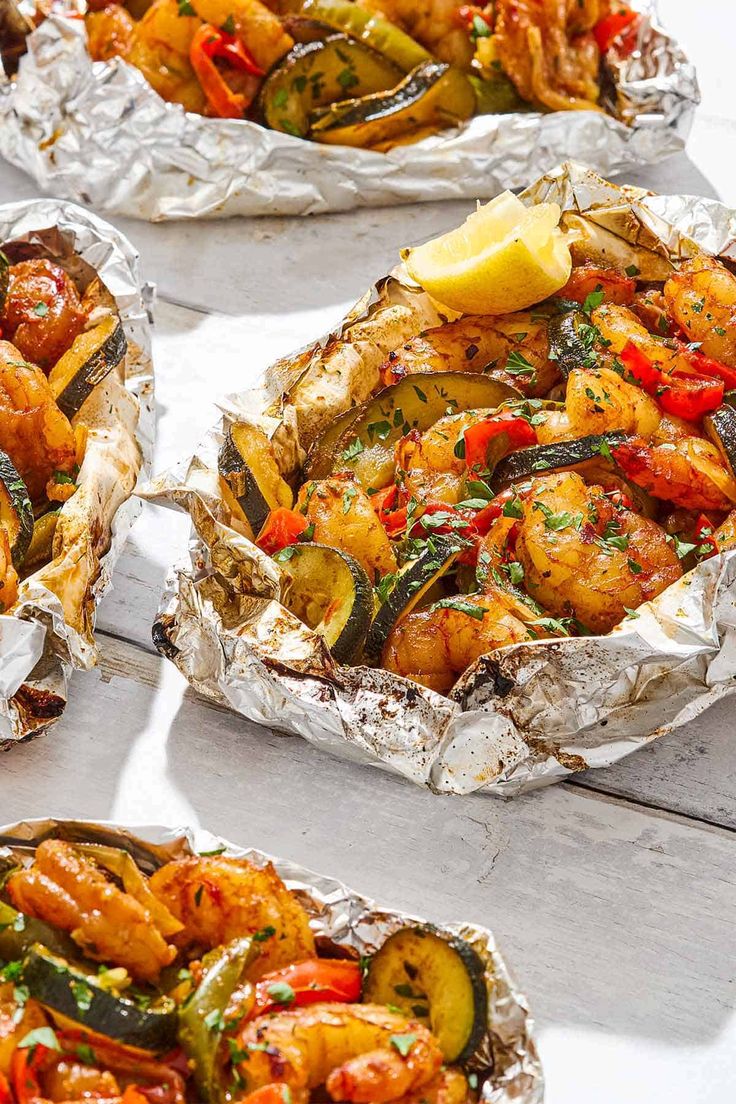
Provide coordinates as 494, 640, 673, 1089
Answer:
152, 616, 180, 660
13, 683, 65, 724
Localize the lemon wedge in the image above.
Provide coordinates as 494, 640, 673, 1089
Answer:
402, 191, 572, 315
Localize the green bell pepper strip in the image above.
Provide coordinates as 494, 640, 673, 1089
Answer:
178, 936, 257, 1104
0, 900, 79, 964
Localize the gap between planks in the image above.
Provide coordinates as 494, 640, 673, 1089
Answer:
93, 627, 736, 840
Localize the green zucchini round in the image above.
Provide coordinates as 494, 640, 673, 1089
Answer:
491, 432, 628, 490
547, 309, 596, 378
280, 542, 373, 662
328, 371, 521, 492
259, 35, 404, 139
364, 535, 461, 663
21, 945, 178, 1052
49, 314, 127, 419
0, 449, 33, 568
364, 925, 488, 1064
218, 423, 294, 536
309, 61, 475, 148
0, 250, 9, 314
704, 404, 736, 479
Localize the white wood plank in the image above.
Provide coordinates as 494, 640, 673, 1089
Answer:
1, 634, 734, 1104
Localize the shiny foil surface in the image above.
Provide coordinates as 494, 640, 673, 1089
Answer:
0, 200, 154, 744
0, 818, 544, 1104
0, 2, 698, 220
145, 164, 736, 796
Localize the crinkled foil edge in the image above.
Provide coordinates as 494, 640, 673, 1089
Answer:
0, 1, 698, 219
0, 817, 544, 1104
0, 199, 154, 745
144, 162, 736, 797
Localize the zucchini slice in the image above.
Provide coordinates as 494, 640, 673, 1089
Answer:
22, 510, 59, 570
0, 250, 8, 314
364, 536, 461, 663
218, 423, 293, 536
21, 945, 178, 1052
259, 35, 404, 139
364, 925, 487, 1064
280, 542, 373, 663
329, 372, 520, 492
304, 403, 363, 482
309, 61, 475, 148
49, 314, 127, 418
704, 404, 736, 479
547, 309, 596, 379
0, 450, 33, 567
491, 432, 627, 490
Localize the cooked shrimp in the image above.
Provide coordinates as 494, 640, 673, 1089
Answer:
552, 365, 663, 441
398, 409, 494, 504
0, 341, 77, 501
86, 3, 136, 62
613, 436, 736, 512
0, 529, 18, 614
296, 477, 397, 579
492, 0, 603, 111
382, 589, 537, 693
388, 1068, 471, 1104
7, 840, 177, 983
235, 1003, 443, 1104
42, 1060, 120, 1101
2, 260, 86, 371
513, 471, 681, 633
149, 855, 315, 979
664, 255, 736, 368
360, 0, 479, 68
189, 0, 293, 70
592, 302, 689, 375
380, 311, 559, 397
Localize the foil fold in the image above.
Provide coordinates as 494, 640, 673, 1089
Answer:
0, 817, 543, 1104
0, 2, 698, 220
0, 199, 154, 745
144, 163, 736, 796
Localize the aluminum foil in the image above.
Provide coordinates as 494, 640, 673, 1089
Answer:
143, 163, 736, 796
0, 1, 698, 220
0, 817, 543, 1104
0, 199, 154, 744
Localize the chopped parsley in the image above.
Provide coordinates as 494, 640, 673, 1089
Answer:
367, 420, 392, 442
582, 287, 605, 314
627, 558, 643, 574
253, 925, 277, 942
177, 0, 196, 15
204, 1008, 226, 1033
18, 1026, 60, 1051
390, 1033, 417, 1057
625, 264, 640, 277
267, 981, 295, 1005
430, 598, 486, 621
72, 980, 93, 1012
33, 301, 49, 317
221, 13, 235, 33
341, 437, 365, 462
342, 484, 358, 514
502, 496, 524, 519
505, 350, 535, 376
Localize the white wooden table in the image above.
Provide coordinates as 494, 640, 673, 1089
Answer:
1, 3, 735, 1099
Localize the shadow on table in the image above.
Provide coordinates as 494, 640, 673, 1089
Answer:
159, 673, 736, 1051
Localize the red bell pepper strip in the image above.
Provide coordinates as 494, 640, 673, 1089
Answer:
673, 342, 736, 391
0, 1072, 12, 1104
256, 507, 309, 555
557, 264, 636, 306
620, 341, 723, 420
694, 514, 719, 559
249, 958, 362, 1020
121, 1089, 150, 1104
189, 24, 263, 119
593, 7, 640, 53
11, 1043, 48, 1104
463, 413, 536, 471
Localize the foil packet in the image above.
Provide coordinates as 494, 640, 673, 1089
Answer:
0, 1, 698, 220
0, 817, 543, 1104
143, 163, 736, 796
0, 200, 154, 745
